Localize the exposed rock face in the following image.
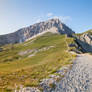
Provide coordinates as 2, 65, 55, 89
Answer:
0, 18, 74, 45
75, 33, 92, 52
79, 33, 92, 45
15, 64, 72, 92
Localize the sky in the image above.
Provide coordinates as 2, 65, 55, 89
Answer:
0, 0, 92, 35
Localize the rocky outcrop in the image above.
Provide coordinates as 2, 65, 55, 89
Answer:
18, 46, 55, 57
0, 18, 74, 46
74, 33, 92, 53
15, 64, 73, 92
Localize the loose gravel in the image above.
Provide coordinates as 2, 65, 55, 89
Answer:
54, 54, 92, 92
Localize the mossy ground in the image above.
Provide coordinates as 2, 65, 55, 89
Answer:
0, 33, 76, 92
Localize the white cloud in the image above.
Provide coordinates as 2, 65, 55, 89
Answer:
47, 13, 53, 17
35, 13, 71, 24
47, 12, 71, 23
35, 15, 45, 23
53, 16, 71, 23
35, 18, 42, 23
60, 16, 71, 23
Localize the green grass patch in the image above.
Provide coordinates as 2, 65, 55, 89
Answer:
0, 33, 75, 91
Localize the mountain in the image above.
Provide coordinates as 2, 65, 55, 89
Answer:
0, 18, 74, 46
0, 18, 92, 91
0, 32, 75, 92
0, 19, 76, 92
74, 29, 92, 52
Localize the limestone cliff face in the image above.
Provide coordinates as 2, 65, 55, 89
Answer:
0, 18, 74, 45
75, 31, 92, 52
79, 33, 92, 45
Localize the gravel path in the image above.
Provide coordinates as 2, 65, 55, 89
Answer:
54, 54, 92, 92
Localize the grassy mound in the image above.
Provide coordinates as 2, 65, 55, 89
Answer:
0, 33, 75, 91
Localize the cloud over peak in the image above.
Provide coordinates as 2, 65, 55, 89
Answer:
35, 12, 71, 24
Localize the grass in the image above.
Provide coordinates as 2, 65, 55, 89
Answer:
0, 32, 76, 91
75, 29, 92, 36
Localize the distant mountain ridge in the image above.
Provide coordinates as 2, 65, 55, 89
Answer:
0, 18, 74, 45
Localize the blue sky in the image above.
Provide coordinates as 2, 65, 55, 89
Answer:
0, 0, 92, 35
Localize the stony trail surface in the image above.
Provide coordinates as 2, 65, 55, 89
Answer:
17, 54, 92, 92
53, 54, 92, 92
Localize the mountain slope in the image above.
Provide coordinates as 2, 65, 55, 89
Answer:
0, 33, 75, 92
0, 18, 74, 46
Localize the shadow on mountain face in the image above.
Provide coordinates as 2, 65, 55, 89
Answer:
75, 38, 92, 53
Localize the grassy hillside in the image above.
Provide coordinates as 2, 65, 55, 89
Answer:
75, 29, 92, 36
0, 33, 75, 92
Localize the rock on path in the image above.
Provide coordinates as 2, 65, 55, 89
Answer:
53, 54, 92, 92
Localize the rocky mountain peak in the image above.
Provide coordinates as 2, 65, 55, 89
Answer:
0, 18, 75, 45
46, 18, 60, 23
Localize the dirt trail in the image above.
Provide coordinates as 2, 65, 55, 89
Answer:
53, 54, 92, 92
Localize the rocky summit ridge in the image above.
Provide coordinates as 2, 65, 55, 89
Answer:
0, 18, 74, 46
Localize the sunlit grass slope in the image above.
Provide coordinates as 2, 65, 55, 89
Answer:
0, 32, 75, 91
